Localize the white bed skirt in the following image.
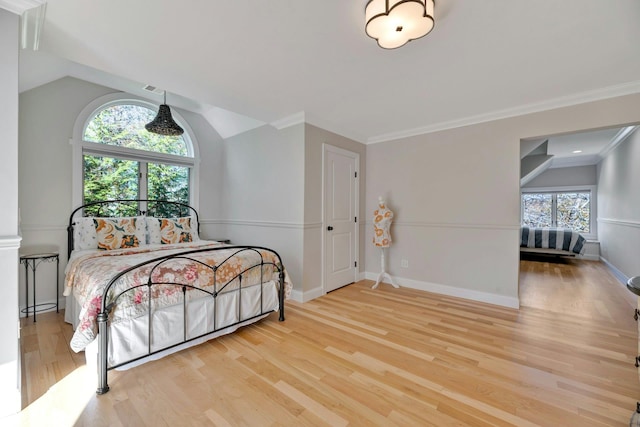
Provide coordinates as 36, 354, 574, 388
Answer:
67, 281, 280, 369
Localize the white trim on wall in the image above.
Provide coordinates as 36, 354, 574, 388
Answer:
200, 219, 321, 230
367, 80, 640, 144
600, 256, 629, 286
364, 271, 520, 309
367, 221, 520, 231
271, 111, 305, 130
0, 235, 22, 249
0, 0, 45, 15
598, 218, 640, 229
290, 286, 324, 303
20, 224, 66, 232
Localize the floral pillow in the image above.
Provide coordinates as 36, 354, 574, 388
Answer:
147, 216, 198, 244
94, 217, 145, 250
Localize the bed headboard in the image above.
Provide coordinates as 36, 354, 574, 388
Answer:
67, 199, 200, 257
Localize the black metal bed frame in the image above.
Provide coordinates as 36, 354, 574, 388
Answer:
68, 200, 286, 395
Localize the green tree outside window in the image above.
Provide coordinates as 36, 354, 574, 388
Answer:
83, 104, 192, 217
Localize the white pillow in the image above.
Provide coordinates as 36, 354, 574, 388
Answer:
146, 217, 162, 244
73, 217, 98, 250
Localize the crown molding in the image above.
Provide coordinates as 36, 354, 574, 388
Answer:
0, 0, 45, 15
599, 125, 639, 159
367, 80, 640, 144
548, 154, 600, 169
270, 112, 305, 130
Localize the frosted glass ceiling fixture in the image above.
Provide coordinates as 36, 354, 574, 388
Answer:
365, 0, 435, 49
145, 91, 184, 136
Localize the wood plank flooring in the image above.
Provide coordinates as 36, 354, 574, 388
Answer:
10, 257, 640, 426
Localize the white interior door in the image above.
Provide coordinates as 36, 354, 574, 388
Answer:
324, 145, 358, 293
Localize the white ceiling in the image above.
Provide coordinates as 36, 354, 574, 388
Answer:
15, 0, 640, 143
546, 126, 637, 168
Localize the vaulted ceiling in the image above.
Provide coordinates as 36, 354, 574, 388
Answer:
14, 0, 640, 143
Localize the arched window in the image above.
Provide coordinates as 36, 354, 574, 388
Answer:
73, 95, 199, 217
84, 104, 189, 155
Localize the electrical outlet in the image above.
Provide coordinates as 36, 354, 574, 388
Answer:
401, 259, 409, 268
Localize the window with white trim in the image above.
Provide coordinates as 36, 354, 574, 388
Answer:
81, 102, 195, 217
521, 186, 596, 240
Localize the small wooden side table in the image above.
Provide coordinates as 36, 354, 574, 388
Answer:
19, 245, 59, 322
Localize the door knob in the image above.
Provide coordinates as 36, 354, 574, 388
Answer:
327, 226, 333, 231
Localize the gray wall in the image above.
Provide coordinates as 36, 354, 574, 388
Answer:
221, 123, 367, 298
523, 165, 597, 188
597, 129, 640, 280
304, 124, 367, 295
18, 76, 224, 311
366, 120, 521, 306
0, 8, 21, 417
179, 109, 225, 222
365, 93, 640, 307
219, 123, 306, 293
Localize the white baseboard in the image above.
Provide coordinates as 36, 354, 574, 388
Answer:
0, 362, 20, 418
291, 271, 521, 309
600, 256, 629, 285
364, 272, 520, 309
290, 286, 324, 303
291, 273, 366, 303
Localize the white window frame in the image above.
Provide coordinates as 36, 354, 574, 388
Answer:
71, 93, 200, 211
520, 185, 597, 240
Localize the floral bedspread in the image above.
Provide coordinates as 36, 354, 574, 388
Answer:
64, 242, 291, 352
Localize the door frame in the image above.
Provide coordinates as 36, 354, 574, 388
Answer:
321, 143, 360, 294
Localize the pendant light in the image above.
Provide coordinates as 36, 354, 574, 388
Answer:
145, 91, 184, 136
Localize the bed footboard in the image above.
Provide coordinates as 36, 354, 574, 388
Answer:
95, 246, 287, 395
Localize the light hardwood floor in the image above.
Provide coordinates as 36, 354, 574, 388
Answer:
10, 257, 640, 426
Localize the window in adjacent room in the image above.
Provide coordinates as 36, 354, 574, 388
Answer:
521, 186, 596, 240
81, 102, 194, 217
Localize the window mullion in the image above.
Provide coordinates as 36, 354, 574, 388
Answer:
82, 142, 194, 167
139, 162, 148, 203
551, 194, 557, 227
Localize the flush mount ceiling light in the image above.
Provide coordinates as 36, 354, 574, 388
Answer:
145, 91, 184, 136
365, 0, 435, 49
